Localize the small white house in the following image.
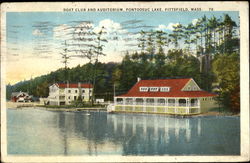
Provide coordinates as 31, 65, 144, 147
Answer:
48, 82, 93, 105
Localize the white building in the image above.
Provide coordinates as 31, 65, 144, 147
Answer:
48, 83, 93, 105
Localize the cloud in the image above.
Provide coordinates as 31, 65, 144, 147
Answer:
192, 19, 198, 26
52, 19, 137, 59
93, 19, 126, 35
166, 23, 180, 31
92, 19, 130, 52
155, 24, 168, 31
156, 23, 180, 31
32, 29, 43, 36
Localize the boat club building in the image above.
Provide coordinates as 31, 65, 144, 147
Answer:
112, 78, 218, 115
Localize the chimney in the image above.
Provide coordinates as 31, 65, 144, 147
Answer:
78, 82, 81, 97
137, 77, 141, 82
67, 81, 69, 88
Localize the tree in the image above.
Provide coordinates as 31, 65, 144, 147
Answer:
184, 23, 195, 55
91, 26, 108, 105
169, 23, 184, 49
36, 81, 49, 97
212, 52, 240, 111
60, 41, 70, 81
155, 30, 168, 54
138, 30, 147, 54
208, 16, 219, 54
145, 30, 156, 60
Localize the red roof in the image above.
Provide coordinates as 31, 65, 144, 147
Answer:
57, 83, 93, 88
117, 78, 216, 98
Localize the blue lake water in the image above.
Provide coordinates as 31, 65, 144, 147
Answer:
7, 108, 240, 156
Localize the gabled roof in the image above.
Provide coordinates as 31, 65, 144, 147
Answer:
117, 78, 216, 98
11, 92, 29, 97
56, 83, 93, 88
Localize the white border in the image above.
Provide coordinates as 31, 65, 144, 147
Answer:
1, 2, 249, 162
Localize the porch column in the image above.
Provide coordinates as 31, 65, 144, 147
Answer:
154, 98, 157, 112
123, 97, 126, 111
186, 98, 189, 114
114, 97, 117, 105
165, 98, 168, 113
198, 98, 201, 113
133, 97, 136, 112
175, 98, 178, 113
143, 98, 146, 112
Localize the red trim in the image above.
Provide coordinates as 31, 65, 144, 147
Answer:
117, 78, 217, 98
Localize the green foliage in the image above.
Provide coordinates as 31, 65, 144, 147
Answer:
72, 96, 84, 107
113, 49, 202, 94
36, 81, 49, 97
212, 52, 240, 111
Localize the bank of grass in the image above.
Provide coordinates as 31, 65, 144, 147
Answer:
204, 107, 240, 116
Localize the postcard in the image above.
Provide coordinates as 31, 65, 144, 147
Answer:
1, 1, 249, 162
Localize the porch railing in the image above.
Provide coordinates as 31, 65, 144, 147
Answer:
116, 102, 199, 107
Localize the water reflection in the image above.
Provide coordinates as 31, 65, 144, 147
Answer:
107, 114, 202, 155
53, 111, 110, 155
7, 109, 240, 155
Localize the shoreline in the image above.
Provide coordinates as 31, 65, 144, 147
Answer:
6, 101, 239, 117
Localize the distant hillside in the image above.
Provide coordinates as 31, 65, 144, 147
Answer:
6, 62, 119, 101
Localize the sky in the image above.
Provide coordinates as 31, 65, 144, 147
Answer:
6, 11, 239, 84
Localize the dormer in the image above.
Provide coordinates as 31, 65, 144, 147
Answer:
160, 87, 171, 92
149, 87, 159, 92
139, 87, 148, 92
181, 78, 201, 91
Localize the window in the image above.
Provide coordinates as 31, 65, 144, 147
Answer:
187, 86, 191, 91
74, 96, 77, 100
59, 96, 65, 100
149, 87, 159, 92
82, 90, 85, 93
68, 90, 71, 93
193, 86, 197, 91
160, 87, 170, 92
68, 96, 71, 100
75, 90, 78, 93
139, 87, 148, 92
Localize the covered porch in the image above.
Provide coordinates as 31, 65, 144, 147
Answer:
114, 97, 200, 114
